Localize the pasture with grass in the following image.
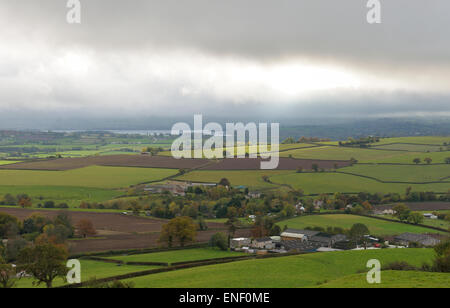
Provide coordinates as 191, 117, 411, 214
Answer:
122, 249, 436, 288
13, 259, 159, 288
0, 166, 178, 189
276, 214, 445, 236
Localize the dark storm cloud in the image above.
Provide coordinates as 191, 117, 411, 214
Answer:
2, 0, 449, 64
0, 0, 449, 124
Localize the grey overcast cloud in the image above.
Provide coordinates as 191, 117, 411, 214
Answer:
1, 0, 450, 127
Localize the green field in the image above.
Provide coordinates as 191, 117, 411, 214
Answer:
319, 270, 450, 288
374, 213, 450, 230
106, 248, 246, 265
375, 136, 450, 146
0, 166, 178, 189
0, 160, 20, 165
14, 259, 157, 288
276, 214, 444, 236
280, 146, 409, 163
372, 143, 447, 152
368, 151, 450, 164
269, 172, 450, 194
122, 249, 436, 288
0, 185, 122, 207
341, 164, 450, 183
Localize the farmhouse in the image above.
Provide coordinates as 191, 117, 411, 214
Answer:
394, 233, 441, 247
230, 238, 251, 250
423, 213, 438, 219
374, 209, 396, 215
248, 191, 262, 199
251, 237, 275, 250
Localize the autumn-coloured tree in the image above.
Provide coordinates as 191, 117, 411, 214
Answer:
349, 223, 370, 248
76, 219, 97, 238
361, 201, 373, 212
218, 178, 231, 187
312, 164, 319, 172
0, 257, 16, 289
159, 217, 197, 247
424, 157, 433, 165
393, 203, 411, 222
17, 243, 68, 288
18, 197, 32, 208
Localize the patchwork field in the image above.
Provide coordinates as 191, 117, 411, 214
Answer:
0, 166, 178, 189
269, 172, 450, 194
122, 249, 436, 288
276, 214, 445, 236
372, 143, 447, 152
280, 146, 410, 163
199, 157, 351, 170
0, 155, 210, 171
340, 164, 450, 183
158, 143, 322, 157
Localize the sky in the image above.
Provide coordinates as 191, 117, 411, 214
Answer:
0, 0, 450, 128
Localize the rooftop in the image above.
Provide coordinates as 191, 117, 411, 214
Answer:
283, 229, 320, 237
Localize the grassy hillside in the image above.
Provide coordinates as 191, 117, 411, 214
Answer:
276, 214, 444, 236
122, 249, 435, 288
14, 259, 158, 288
318, 270, 450, 288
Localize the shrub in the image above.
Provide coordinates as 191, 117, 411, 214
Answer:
43, 201, 55, 209
209, 232, 228, 251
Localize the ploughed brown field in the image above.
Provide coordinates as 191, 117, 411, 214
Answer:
0, 208, 248, 254
0, 155, 212, 171
199, 157, 351, 170
0, 155, 351, 171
